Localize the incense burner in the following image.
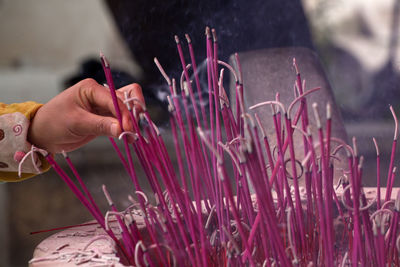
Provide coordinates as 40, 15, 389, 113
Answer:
30, 188, 400, 266
30, 30, 400, 266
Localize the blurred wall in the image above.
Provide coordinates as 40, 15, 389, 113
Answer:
0, 0, 141, 103
302, 0, 400, 186
302, 0, 400, 116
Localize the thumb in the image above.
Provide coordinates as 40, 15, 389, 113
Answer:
76, 112, 121, 138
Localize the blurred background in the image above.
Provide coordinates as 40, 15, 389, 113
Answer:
0, 0, 399, 265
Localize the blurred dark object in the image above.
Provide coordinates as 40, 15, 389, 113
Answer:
64, 58, 134, 89
315, 0, 400, 121
105, 0, 314, 86
367, 61, 400, 119
64, 58, 169, 124
366, 0, 400, 119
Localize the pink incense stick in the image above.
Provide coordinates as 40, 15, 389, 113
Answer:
100, 53, 124, 129
63, 152, 102, 221
385, 106, 398, 201
373, 137, 382, 209
185, 33, 208, 130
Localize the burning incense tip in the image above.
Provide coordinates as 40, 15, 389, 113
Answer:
395, 190, 400, 211
205, 26, 211, 39
326, 102, 332, 120
211, 28, 217, 42
390, 105, 398, 140
179, 63, 192, 90
182, 81, 189, 97
174, 35, 180, 44
219, 84, 229, 108
150, 120, 161, 136
358, 155, 364, 169
217, 68, 225, 107
185, 34, 191, 43
167, 95, 174, 112
154, 57, 171, 86
312, 102, 321, 129
171, 78, 178, 96
138, 113, 146, 123
99, 52, 109, 68
234, 53, 243, 85
306, 125, 312, 136
293, 57, 299, 74
275, 92, 280, 102
373, 137, 380, 156
102, 185, 113, 206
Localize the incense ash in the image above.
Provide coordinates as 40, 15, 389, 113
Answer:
34, 27, 400, 266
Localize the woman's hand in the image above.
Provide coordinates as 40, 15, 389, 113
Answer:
28, 78, 144, 153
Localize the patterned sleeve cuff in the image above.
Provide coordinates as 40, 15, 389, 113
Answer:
0, 102, 51, 182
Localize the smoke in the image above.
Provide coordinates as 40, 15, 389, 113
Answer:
149, 58, 210, 117
106, 0, 313, 86
104, 0, 314, 127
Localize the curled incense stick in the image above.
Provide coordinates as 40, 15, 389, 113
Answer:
341, 185, 377, 211
123, 97, 146, 112
249, 100, 286, 114
287, 87, 320, 119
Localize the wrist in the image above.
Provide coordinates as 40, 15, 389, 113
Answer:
27, 106, 45, 150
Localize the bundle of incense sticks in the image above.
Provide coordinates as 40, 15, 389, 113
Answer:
45, 27, 400, 266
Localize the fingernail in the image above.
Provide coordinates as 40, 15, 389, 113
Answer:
111, 123, 119, 137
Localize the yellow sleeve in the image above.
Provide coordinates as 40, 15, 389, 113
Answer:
0, 102, 51, 182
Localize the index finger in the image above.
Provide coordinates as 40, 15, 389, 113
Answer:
116, 83, 146, 114
79, 79, 133, 132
